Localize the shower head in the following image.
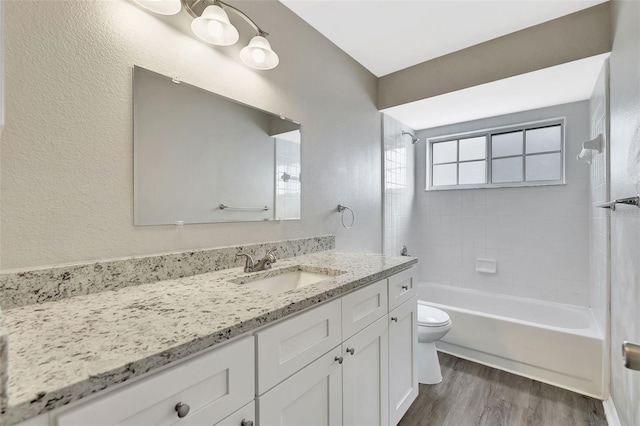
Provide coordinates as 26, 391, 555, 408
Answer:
401, 130, 420, 144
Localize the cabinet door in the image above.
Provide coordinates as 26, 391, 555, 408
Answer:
388, 298, 418, 426
343, 316, 389, 426
258, 346, 343, 426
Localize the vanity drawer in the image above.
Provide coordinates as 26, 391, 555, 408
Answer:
341, 279, 388, 339
55, 336, 254, 426
255, 299, 342, 395
388, 267, 417, 311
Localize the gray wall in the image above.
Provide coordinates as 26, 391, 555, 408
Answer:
609, 1, 640, 424
0, 0, 382, 270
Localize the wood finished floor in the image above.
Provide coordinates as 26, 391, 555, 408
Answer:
399, 353, 607, 426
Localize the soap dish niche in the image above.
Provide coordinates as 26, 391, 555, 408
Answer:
476, 258, 497, 274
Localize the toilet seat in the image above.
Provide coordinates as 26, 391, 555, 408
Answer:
418, 304, 450, 327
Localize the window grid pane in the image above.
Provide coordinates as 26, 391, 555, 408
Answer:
432, 140, 457, 164
525, 125, 562, 154
492, 157, 523, 183
459, 136, 486, 161
432, 163, 457, 186
525, 152, 562, 182
459, 161, 486, 185
492, 131, 523, 158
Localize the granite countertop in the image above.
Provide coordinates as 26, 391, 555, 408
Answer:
2, 250, 416, 425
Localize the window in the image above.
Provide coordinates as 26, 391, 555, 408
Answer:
427, 120, 564, 190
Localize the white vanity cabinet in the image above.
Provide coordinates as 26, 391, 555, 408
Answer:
256, 268, 416, 426
54, 336, 255, 426
16, 266, 418, 426
388, 297, 418, 426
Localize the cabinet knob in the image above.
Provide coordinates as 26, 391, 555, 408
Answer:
241, 419, 254, 426
346, 347, 355, 355
391, 317, 398, 322
401, 285, 409, 290
335, 356, 344, 364
175, 402, 190, 418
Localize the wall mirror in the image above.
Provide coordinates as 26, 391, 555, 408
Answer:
133, 66, 301, 225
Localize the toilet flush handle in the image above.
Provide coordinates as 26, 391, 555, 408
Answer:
391, 317, 398, 322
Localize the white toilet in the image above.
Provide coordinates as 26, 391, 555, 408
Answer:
417, 302, 452, 384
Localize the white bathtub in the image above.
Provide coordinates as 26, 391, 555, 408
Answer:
418, 283, 604, 398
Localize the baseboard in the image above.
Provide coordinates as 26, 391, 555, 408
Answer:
603, 398, 621, 426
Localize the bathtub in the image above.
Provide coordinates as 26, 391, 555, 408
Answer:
418, 283, 604, 398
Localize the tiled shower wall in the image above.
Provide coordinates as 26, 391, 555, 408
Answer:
415, 102, 592, 306
383, 114, 418, 257
588, 60, 610, 337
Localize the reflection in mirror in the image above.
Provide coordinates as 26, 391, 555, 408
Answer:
133, 66, 301, 225
275, 131, 301, 220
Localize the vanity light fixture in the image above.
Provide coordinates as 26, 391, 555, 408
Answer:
190, 4, 239, 46
240, 36, 279, 70
132, 0, 280, 70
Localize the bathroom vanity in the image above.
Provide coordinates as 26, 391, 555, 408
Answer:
1, 245, 417, 426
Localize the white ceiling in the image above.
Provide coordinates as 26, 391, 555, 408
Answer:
279, 0, 608, 77
382, 53, 609, 130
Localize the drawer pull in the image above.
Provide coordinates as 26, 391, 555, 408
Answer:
346, 347, 355, 355
335, 356, 344, 364
241, 420, 254, 426
175, 402, 190, 418
401, 285, 409, 290
391, 317, 398, 322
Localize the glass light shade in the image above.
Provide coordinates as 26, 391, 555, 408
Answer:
191, 5, 239, 46
132, 0, 181, 15
240, 36, 279, 70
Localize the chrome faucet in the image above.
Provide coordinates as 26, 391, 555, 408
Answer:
236, 248, 277, 273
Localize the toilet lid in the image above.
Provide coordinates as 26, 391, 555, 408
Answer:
418, 304, 450, 326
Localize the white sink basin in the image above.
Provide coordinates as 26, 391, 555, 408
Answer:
240, 270, 335, 295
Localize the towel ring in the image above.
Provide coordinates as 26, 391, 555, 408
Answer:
337, 204, 355, 229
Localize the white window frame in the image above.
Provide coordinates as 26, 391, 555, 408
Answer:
426, 118, 566, 191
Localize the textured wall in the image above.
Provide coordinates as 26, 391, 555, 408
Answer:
609, 1, 640, 424
0, 0, 382, 270
415, 102, 591, 307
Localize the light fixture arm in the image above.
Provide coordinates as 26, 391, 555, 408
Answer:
183, 0, 269, 36
218, 1, 268, 36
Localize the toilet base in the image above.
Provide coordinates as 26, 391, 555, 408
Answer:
418, 341, 443, 384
